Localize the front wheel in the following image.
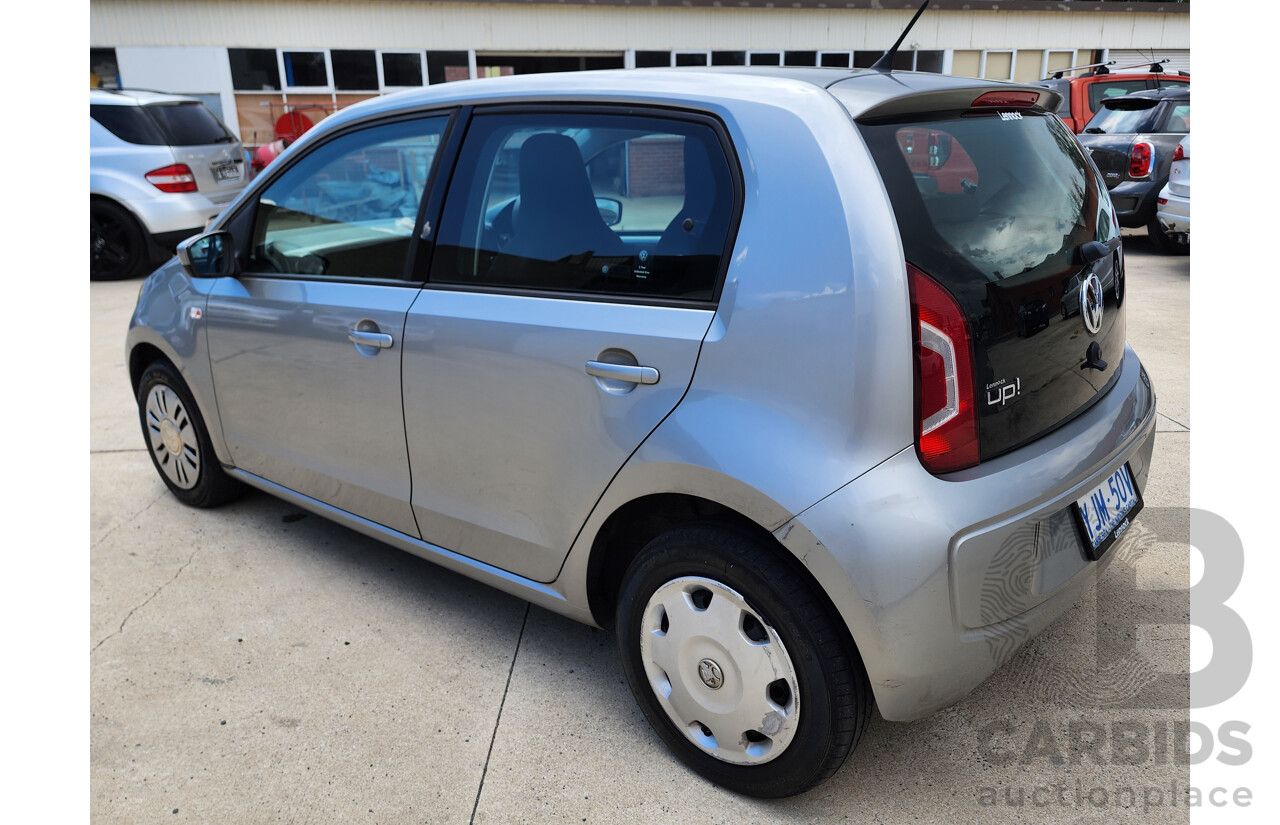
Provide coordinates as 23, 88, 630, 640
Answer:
615, 524, 872, 798
137, 361, 244, 508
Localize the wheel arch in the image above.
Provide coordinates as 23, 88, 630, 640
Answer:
577, 482, 865, 676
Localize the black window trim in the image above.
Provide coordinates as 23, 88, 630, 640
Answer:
421, 101, 745, 309
217, 105, 464, 287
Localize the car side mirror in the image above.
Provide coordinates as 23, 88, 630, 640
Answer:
176, 231, 237, 279
596, 197, 623, 228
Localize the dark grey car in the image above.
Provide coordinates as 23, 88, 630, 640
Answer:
1076, 86, 1190, 254
127, 67, 1157, 797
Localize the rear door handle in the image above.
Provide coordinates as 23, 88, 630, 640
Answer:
349, 330, 393, 349
585, 361, 659, 385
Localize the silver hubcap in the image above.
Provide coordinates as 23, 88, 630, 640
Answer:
639, 577, 800, 765
145, 385, 200, 490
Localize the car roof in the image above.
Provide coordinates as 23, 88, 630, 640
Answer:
89, 88, 201, 107
316, 67, 1059, 132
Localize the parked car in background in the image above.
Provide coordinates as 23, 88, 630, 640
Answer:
90, 89, 248, 280
127, 67, 1156, 797
1156, 134, 1190, 243
1034, 68, 1188, 134
1076, 86, 1190, 254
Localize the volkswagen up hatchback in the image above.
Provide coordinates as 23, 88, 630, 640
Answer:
126, 68, 1156, 798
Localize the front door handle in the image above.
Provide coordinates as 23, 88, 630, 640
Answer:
585, 360, 660, 385
349, 329, 393, 349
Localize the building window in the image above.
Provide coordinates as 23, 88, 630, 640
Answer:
332, 50, 379, 91
230, 48, 281, 91
712, 52, 746, 66
91, 48, 120, 89
635, 51, 670, 69
381, 52, 425, 88
820, 51, 853, 68
747, 52, 782, 67
428, 51, 472, 83
785, 51, 817, 67
673, 52, 711, 67
980, 50, 1015, 81
281, 51, 330, 89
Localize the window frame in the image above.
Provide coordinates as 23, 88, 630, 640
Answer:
277, 49, 335, 93
979, 49, 1017, 81
219, 106, 464, 287
377, 50, 428, 91
423, 103, 745, 310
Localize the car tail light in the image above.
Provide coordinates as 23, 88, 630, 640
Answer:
145, 164, 197, 193
970, 91, 1039, 108
1172, 142, 1186, 162
1129, 142, 1153, 178
909, 263, 979, 474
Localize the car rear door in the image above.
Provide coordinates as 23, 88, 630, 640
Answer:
402, 109, 738, 582
205, 113, 455, 536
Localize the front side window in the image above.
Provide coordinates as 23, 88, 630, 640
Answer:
248, 116, 450, 280
431, 112, 736, 301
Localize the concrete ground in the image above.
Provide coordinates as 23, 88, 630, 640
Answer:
90, 233, 1191, 824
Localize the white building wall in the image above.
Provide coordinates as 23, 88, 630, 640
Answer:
115, 46, 240, 136
91, 1, 1190, 53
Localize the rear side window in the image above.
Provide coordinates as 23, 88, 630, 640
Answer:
144, 103, 235, 146
248, 116, 449, 280
90, 102, 234, 146
431, 112, 736, 302
858, 110, 1113, 287
90, 104, 166, 145
1163, 102, 1191, 133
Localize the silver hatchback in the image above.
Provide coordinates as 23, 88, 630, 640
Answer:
127, 67, 1156, 797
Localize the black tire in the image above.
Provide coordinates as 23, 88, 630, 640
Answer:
1147, 210, 1189, 256
137, 361, 245, 508
615, 524, 872, 798
91, 199, 150, 281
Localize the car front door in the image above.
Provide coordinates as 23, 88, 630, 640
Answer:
206, 113, 454, 536
402, 110, 739, 581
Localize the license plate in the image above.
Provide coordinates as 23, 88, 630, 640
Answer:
1073, 464, 1143, 560
213, 161, 242, 182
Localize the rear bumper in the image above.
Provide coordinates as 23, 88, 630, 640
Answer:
779, 344, 1157, 721
1108, 180, 1161, 226
1157, 191, 1190, 236
129, 188, 243, 236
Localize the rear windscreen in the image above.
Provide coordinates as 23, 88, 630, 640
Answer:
857, 110, 1112, 289
1081, 101, 1160, 135
91, 102, 235, 146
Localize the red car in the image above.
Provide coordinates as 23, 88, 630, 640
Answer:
1035, 69, 1189, 133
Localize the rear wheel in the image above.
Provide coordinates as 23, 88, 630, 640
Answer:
137, 361, 244, 508
615, 524, 872, 798
1147, 211, 1189, 256
91, 200, 150, 280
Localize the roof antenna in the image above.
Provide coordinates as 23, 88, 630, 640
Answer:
871, 0, 931, 73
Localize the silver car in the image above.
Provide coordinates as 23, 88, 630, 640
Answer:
126, 67, 1156, 798
91, 89, 248, 280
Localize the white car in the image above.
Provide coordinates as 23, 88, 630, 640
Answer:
90, 89, 248, 280
1156, 134, 1190, 241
